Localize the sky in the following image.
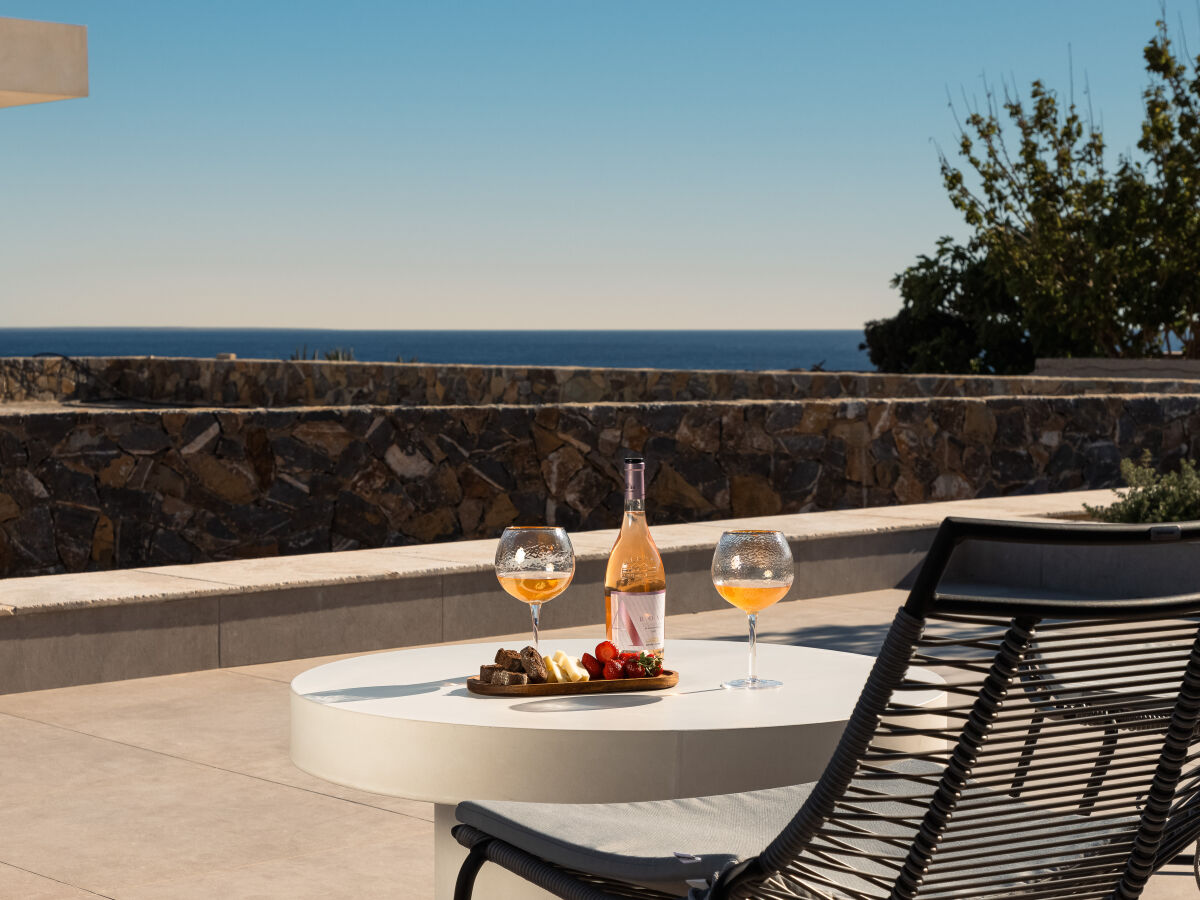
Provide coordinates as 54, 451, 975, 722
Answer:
0, 0, 1186, 330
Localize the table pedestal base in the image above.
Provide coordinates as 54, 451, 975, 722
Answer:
435, 804, 558, 900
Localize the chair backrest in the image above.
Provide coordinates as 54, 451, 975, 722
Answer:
715, 516, 1200, 900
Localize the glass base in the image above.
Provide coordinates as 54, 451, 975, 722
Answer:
722, 677, 783, 690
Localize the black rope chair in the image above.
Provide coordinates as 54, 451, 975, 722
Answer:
452, 516, 1200, 899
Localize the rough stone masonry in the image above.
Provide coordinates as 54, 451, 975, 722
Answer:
0, 388, 1194, 578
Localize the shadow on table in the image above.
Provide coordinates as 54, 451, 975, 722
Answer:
301, 678, 456, 704
709, 623, 893, 657
511, 695, 662, 713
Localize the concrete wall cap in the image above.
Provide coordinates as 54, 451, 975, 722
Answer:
0, 490, 1117, 617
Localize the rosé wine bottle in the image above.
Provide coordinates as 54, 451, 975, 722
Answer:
604, 457, 666, 657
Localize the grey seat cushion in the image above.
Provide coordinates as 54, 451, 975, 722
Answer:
456, 763, 1139, 899
456, 781, 817, 895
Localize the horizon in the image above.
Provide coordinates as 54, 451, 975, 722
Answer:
1, 325, 864, 332
1, 0, 1178, 330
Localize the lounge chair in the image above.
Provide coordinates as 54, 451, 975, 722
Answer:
452, 516, 1200, 898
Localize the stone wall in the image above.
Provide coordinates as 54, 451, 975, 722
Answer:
1, 392, 1195, 578
4, 355, 1200, 408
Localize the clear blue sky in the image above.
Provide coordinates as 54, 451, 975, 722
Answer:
0, 0, 1181, 329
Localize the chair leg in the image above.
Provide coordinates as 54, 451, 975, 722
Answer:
1011, 711, 1043, 798
454, 840, 493, 900
1080, 724, 1119, 814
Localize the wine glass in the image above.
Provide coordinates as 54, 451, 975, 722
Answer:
711, 530, 794, 689
495, 526, 575, 652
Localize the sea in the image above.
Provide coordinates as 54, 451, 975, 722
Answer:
0, 328, 872, 372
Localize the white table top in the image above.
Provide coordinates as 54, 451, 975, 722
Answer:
290, 639, 943, 804
291, 638, 876, 731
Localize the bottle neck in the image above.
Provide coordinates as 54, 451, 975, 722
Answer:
624, 463, 646, 518
624, 460, 643, 518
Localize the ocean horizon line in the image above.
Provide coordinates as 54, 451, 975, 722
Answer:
0, 327, 872, 372
2, 326, 866, 333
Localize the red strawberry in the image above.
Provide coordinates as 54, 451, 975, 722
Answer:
618, 651, 638, 661
602, 658, 624, 680
595, 641, 619, 664
622, 657, 646, 679
581, 652, 603, 680
638, 652, 663, 677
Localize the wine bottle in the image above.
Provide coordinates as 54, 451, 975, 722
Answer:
605, 457, 666, 657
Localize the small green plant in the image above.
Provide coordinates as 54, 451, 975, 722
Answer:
1084, 451, 1200, 523
288, 346, 356, 361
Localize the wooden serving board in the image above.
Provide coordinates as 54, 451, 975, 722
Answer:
467, 670, 678, 697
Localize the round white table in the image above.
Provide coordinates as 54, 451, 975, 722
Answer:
290, 639, 942, 899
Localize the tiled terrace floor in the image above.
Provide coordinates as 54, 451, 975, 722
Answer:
0, 590, 1194, 899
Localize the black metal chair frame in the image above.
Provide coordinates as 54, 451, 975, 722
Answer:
452, 516, 1200, 899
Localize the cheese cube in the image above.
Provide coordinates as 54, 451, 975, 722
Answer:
561, 656, 589, 682
551, 650, 588, 683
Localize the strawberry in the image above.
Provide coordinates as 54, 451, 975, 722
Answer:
581, 652, 603, 680
595, 641, 619, 664
602, 658, 624, 680
622, 657, 646, 679
618, 651, 638, 661
638, 652, 663, 677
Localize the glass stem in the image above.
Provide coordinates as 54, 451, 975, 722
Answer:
748, 613, 758, 683
530, 602, 542, 652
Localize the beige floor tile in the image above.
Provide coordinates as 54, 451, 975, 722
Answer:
1144, 854, 1199, 899
227, 648, 396, 684
0, 715, 423, 896
110, 831, 433, 900
0, 863, 103, 899
0, 671, 432, 821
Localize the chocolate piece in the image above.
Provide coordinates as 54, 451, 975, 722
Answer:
520, 646, 548, 684
492, 669, 528, 686
479, 664, 501, 684
495, 648, 524, 672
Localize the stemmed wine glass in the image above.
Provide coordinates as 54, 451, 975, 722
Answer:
494, 526, 575, 652
711, 530, 794, 689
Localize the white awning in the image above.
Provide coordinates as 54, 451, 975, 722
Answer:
0, 16, 88, 109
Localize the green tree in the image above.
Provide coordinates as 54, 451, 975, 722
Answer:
861, 238, 1032, 374
939, 80, 1163, 360
865, 17, 1200, 372
1140, 19, 1200, 356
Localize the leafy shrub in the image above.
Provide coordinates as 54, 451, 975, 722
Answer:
1084, 452, 1200, 522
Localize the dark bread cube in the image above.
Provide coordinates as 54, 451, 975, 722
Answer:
492, 669, 528, 686
478, 664, 501, 684
519, 646, 548, 684
495, 649, 524, 672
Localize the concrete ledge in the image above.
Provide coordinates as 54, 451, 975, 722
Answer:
0, 490, 1115, 691
1035, 357, 1200, 380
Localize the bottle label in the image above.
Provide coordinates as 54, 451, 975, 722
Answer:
610, 590, 666, 653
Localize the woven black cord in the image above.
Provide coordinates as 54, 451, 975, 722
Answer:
1115, 627, 1200, 897
890, 615, 1038, 900
717, 606, 925, 900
